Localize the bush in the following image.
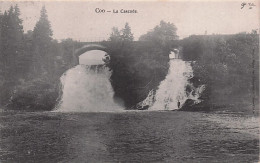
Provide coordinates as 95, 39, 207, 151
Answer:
7, 78, 59, 111
182, 33, 259, 111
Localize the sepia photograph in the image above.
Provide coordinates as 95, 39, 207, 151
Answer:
0, 0, 259, 162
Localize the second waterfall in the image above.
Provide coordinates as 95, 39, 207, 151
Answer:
137, 52, 205, 111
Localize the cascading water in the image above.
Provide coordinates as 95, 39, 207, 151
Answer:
137, 51, 205, 111
55, 50, 203, 112
55, 64, 122, 112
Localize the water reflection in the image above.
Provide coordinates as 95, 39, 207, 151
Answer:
97, 113, 176, 162
1, 111, 258, 162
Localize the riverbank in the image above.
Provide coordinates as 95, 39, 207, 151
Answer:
0, 110, 258, 162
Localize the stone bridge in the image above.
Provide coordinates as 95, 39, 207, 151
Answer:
72, 40, 180, 66
72, 43, 108, 65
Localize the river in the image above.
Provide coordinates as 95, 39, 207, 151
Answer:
0, 111, 258, 162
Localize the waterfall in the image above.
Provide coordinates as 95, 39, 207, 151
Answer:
55, 50, 204, 112
55, 64, 122, 112
137, 52, 205, 111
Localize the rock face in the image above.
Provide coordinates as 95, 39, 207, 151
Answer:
180, 99, 210, 111
181, 99, 196, 110
137, 105, 149, 110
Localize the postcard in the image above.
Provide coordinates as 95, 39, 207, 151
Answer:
0, 1, 259, 162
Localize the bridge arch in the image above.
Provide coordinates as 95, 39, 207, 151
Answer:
73, 44, 108, 66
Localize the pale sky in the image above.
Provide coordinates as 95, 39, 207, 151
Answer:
79, 50, 106, 65
0, 1, 259, 41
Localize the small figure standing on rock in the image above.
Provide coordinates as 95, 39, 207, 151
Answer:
177, 100, 180, 109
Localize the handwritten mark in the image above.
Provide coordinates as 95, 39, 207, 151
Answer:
241, 2, 247, 9
241, 2, 256, 9
248, 3, 256, 9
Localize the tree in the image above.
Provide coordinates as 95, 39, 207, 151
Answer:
33, 6, 53, 44
32, 6, 53, 75
139, 20, 178, 46
0, 10, 3, 86
182, 35, 203, 61
13, 5, 23, 35
108, 27, 122, 42
13, 5, 26, 78
0, 5, 24, 79
0, 10, 3, 72
189, 33, 259, 109
109, 23, 134, 42
121, 22, 134, 41
0, 5, 25, 104
1, 11, 9, 78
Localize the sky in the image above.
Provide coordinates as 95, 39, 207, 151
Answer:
0, 1, 259, 41
79, 50, 106, 65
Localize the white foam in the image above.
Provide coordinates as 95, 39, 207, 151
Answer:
55, 65, 123, 112
138, 59, 205, 111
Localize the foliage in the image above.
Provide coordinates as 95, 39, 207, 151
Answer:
139, 20, 178, 47
106, 22, 173, 108
60, 38, 80, 69
32, 6, 54, 76
0, 5, 26, 103
121, 22, 134, 41
1, 5, 24, 80
182, 33, 259, 109
33, 6, 53, 43
8, 78, 59, 111
0, 5, 63, 107
108, 27, 121, 42
108, 22, 134, 42
181, 35, 203, 61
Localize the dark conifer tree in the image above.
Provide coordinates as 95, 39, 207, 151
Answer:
0, 5, 25, 102
32, 6, 53, 75
121, 22, 134, 41
1, 11, 10, 79
0, 5, 24, 80
0, 10, 3, 82
33, 6, 53, 43
109, 27, 122, 42
0, 10, 3, 69
12, 5, 26, 78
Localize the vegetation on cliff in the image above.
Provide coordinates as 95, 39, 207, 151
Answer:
181, 33, 259, 112
106, 21, 179, 108
0, 6, 79, 110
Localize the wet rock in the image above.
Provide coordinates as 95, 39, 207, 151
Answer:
188, 76, 201, 88
180, 100, 210, 111
180, 99, 196, 110
137, 105, 149, 110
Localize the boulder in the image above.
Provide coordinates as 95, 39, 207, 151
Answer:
180, 99, 210, 111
